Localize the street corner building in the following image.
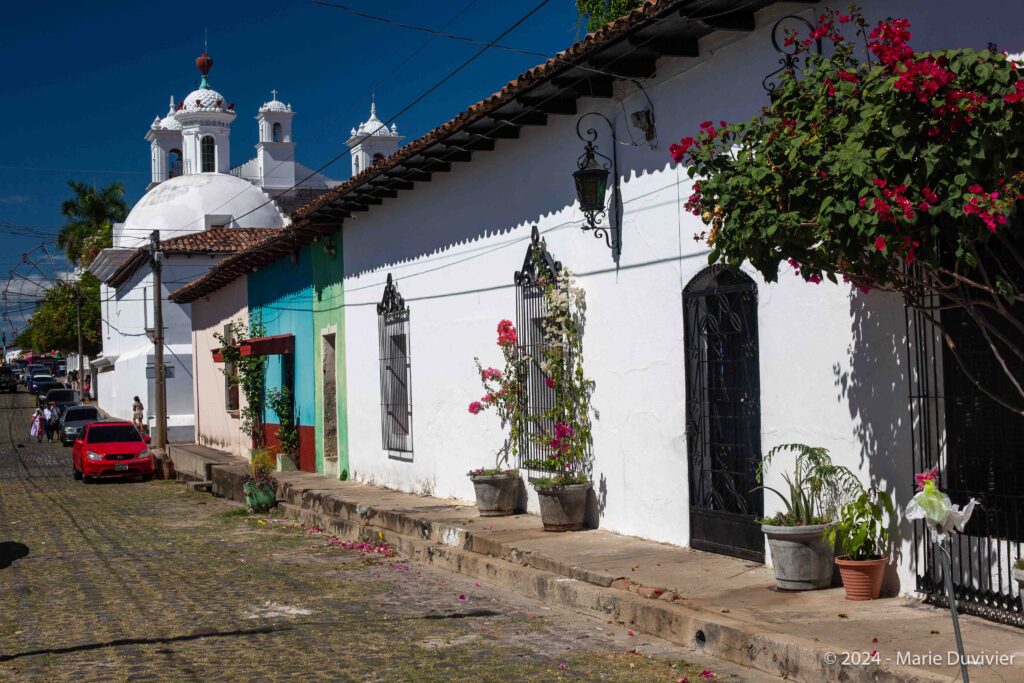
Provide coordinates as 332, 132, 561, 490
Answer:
149, 0, 1024, 627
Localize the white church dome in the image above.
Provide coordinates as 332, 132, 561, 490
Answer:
259, 96, 291, 113
117, 173, 287, 248
181, 87, 229, 113
352, 101, 399, 138
159, 114, 183, 130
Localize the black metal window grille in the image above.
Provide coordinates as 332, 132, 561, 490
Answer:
378, 274, 412, 453
906, 249, 1024, 627
223, 324, 239, 411
683, 265, 764, 563
514, 227, 563, 477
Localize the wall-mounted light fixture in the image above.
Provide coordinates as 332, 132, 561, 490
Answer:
573, 112, 620, 254
324, 237, 336, 257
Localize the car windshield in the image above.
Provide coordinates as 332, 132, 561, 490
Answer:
47, 390, 76, 402
64, 408, 98, 422
86, 425, 143, 444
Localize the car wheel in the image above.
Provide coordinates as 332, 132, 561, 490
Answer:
73, 467, 82, 480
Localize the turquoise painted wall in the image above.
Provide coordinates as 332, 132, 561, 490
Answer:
247, 245, 317, 471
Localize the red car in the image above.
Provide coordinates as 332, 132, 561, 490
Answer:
72, 421, 155, 482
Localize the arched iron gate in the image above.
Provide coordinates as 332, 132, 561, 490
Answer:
684, 266, 764, 562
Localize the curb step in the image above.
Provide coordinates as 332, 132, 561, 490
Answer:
186, 480, 213, 492
273, 500, 945, 683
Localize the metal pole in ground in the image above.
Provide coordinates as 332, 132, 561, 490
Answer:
149, 230, 171, 478
938, 542, 970, 683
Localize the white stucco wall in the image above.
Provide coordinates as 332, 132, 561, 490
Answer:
333, 0, 1022, 596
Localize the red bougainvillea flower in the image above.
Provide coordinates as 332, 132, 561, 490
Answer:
669, 137, 696, 163
545, 376, 555, 389
468, 401, 483, 415
874, 235, 887, 252
497, 319, 517, 347
481, 367, 502, 381
922, 187, 938, 203
915, 465, 939, 492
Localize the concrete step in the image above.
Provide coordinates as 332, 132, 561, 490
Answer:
186, 480, 213, 493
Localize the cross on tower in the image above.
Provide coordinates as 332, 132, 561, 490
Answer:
271, 89, 278, 101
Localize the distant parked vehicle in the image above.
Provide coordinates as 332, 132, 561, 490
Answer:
72, 421, 154, 482
28, 374, 55, 394
42, 388, 79, 411
0, 367, 17, 392
27, 364, 48, 379
34, 383, 66, 407
59, 405, 100, 446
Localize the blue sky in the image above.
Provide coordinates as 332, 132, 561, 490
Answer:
0, 0, 583, 271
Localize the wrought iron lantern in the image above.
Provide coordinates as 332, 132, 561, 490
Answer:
573, 112, 619, 253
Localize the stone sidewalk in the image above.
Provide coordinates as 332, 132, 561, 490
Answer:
204, 458, 1024, 683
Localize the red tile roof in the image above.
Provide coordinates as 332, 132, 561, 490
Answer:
104, 227, 283, 288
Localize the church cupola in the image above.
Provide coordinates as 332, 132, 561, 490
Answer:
346, 99, 403, 177
175, 51, 236, 175
145, 95, 184, 190
255, 90, 296, 190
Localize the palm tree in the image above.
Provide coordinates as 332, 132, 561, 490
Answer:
58, 180, 129, 267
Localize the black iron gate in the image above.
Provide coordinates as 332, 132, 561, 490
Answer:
684, 266, 764, 562
906, 286, 1024, 627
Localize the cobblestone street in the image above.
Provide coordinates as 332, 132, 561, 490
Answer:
0, 392, 774, 682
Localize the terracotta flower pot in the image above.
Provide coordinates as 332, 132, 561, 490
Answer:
836, 555, 888, 600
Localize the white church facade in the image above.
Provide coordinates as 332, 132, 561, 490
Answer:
89, 51, 337, 440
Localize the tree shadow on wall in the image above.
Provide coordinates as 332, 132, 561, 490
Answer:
833, 289, 913, 596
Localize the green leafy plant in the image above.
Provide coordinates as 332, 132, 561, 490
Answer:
575, 0, 642, 32
755, 444, 863, 526
466, 320, 524, 478
267, 386, 298, 457
213, 317, 267, 447
242, 447, 278, 487
828, 488, 894, 560
522, 256, 596, 488
1014, 557, 1024, 571
670, 6, 1024, 416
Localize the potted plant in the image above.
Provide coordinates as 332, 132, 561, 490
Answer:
1013, 558, 1024, 595
267, 386, 298, 469
522, 264, 596, 532
242, 447, 278, 512
828, 488, 894, 600
756, 444, 862, 590
466, 320, 524, 516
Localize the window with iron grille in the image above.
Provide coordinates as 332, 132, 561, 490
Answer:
223, 324, 239, 412
514, 226, 562, 476
377, 273, 412, 453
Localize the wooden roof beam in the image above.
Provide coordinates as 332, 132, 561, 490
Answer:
421, 148, 472, 163
516, 96, 577, 115
587, 55, 657, 79
628, 34, 699, 57
551, 76, 615, 98
698, 10, 756, 32
490, 110, 548, 126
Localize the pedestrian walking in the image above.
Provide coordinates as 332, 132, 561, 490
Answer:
83, 377, 91, 401
29, 408, 44, 443
132, 396, 145, 432
43, 402, 58, 443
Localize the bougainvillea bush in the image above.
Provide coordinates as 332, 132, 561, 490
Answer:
671, 7, 1024, 414
466, 319, 523, 476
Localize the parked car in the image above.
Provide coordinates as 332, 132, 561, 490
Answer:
72, 421, 154, 482
42, 388, 79, 412
35, 382, 66, 406
27, 374, 54, 393
27, 364, 48, 379
0, 367, 17, 392
59, 405, 100, 446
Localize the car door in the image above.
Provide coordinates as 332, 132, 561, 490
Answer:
73, 425, 87, 469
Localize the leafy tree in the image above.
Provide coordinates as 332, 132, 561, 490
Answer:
58, 180, 128, 267
15, 273, 102, 355
576, 0, 641, 32
671, 8, 1024, 415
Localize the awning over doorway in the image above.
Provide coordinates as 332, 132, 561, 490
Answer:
211, 334, 294, 362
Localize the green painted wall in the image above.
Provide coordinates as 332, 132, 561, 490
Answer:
312, 231, 350, 479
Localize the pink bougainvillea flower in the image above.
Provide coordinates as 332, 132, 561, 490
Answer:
701, 669, 717, 679
627, 630, 635, 636
874, 235, 887, 252
545, 377, 555, 389
915, 464, 939, 492
558, 663, 568, 671
497, 319, 518, 347
468, 401, 483, 415
457, 594, 466, 601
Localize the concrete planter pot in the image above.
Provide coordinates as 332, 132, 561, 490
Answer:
762, 523, 834, 590
535, 483, 590, 531
835, 555, 888, 600
469, 473, 520, 517
1013, 566, 1024, 595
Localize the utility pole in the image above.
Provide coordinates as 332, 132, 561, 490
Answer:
149, 230, 170, 477
75, 284, 84, 395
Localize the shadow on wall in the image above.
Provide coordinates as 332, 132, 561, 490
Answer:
834, 288, 913, 596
